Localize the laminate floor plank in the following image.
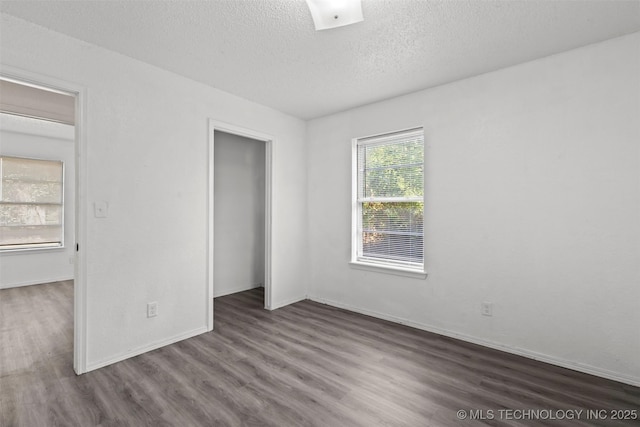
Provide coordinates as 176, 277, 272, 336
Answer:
1, 282, 639, 426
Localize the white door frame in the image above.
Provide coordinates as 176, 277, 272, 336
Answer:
207, 119, 273, 330
1, 65, 88, 374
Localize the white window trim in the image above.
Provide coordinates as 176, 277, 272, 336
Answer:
350, 127, 427, 278
0, 244, 66, 254
349, 260, 427, 279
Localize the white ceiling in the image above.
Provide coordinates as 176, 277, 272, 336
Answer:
2, 0, 639, 120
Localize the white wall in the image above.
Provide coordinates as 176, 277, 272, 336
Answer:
0, 114, 75, 289
1, 14, 307, 371
2, 11, 637, 385
214, 131, 265, 297
307, 33, 640, 386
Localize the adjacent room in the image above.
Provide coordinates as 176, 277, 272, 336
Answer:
1, 0, 638, 425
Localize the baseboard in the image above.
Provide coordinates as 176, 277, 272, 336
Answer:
308, 295, 640, 387
214, 283, 262, 298
269, 294, 307, 311
0, 276, 74, 290
85, 325, 209, 373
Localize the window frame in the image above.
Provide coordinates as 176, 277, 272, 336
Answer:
0, 155, 66, 253
350, 127, 427, 278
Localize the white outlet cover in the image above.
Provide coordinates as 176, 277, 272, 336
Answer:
147, 302, 158, 318
481, 302, 493, 316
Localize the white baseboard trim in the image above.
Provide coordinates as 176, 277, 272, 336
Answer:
85, 325, 209, 373
308, 295, 640, 387
269, 294, 307, 311
0, 276, 74, 290
214, 283, 262, 298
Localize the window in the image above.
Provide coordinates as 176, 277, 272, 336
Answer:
0, 156, 64, 251
352, 128, 424, 274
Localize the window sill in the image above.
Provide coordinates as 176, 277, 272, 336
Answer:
0, 245, 66, 255
349, 261, 427, 279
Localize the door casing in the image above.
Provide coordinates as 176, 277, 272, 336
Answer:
207, 119, 274, 331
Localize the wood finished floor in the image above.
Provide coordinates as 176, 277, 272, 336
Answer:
1, 281, 638, 426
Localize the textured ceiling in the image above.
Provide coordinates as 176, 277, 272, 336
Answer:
1, 0, 639, 119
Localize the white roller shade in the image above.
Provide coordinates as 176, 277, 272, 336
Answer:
0, 156, 64, 250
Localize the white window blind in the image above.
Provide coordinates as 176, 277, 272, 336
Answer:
354, 129, 424, 270
0, 156, 64, 250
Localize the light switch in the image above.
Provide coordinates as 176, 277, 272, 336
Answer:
94, 201, 108, 218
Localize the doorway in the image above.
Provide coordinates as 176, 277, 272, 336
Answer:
0, 69, 87, 374
208, 120, 272, 329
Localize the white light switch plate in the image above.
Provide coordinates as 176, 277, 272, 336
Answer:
94, 201, 108, 218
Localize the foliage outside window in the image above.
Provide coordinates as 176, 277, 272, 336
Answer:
0, 156, 64, 251
352, 128, 424, 272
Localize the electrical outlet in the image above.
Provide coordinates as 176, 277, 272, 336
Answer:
147, 302, 158, 318
481, 302, 493, 317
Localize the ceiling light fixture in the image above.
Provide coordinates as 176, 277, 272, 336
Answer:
305, 0, 364, 31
